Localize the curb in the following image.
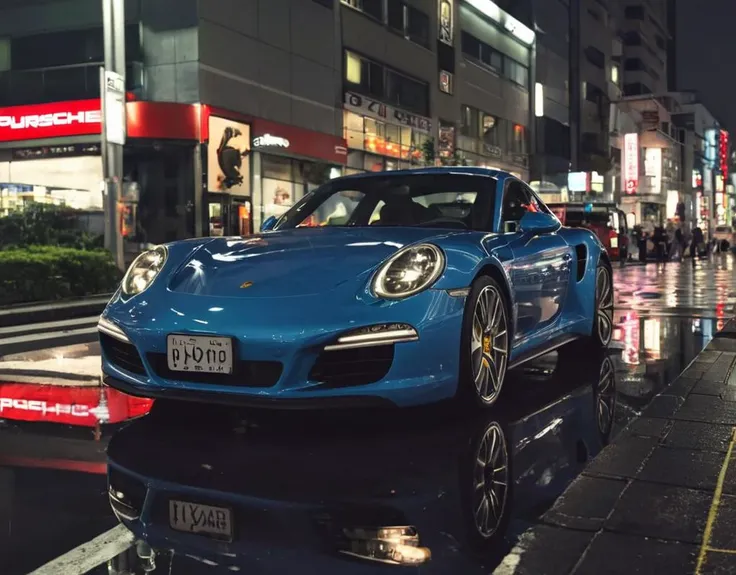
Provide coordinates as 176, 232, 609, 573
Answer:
0, 295, 112, 328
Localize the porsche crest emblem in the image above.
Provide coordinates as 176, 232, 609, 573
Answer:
240, 281, 254, 289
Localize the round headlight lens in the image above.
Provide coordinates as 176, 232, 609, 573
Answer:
373, 244, 445, 299
121, 246, 168, 296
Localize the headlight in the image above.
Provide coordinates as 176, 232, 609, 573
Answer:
372, 244, 445, 299
121, 245, 168, 296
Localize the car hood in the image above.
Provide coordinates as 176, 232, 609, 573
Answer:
167, 227, 464, 298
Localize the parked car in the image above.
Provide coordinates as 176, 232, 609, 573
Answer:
98, 168, 613, 410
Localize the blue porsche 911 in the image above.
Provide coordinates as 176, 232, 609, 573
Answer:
99, 167, 613, 409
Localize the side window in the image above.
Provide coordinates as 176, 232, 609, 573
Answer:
501, 180, 531, 232
523, 185, 552, 215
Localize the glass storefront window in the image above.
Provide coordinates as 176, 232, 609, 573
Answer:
262, 155, 293, 181
345, 111, 364, 150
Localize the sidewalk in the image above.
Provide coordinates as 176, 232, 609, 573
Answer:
0, 343, 101, 386
494, 321, 736, 575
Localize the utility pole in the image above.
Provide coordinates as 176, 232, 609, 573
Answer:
101, 0, 126, 271
569, 0, 581, 172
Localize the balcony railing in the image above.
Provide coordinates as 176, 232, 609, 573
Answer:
0, 62, 143, 107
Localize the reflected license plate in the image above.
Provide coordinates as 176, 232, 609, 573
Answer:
169, 499, 233, 540
166, 334, 233, 374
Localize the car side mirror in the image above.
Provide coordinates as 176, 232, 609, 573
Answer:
261, 215, 277, 232
519, 211, 560, 235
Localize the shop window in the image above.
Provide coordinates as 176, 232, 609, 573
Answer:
345, 111, 365, 150
504, 58, 529, 88
341, 0, 383, 21
262, 155, 294, 181
460, 105, 480, 139
482, 114, 502, 147
511, 124, 527, 155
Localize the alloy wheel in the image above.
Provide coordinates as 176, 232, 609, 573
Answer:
596, 266, 614, 346
472, 422, 509, 538
595, 356, 616, 440
471, 286, 509, 404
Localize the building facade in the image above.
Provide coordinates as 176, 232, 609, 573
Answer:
0, 0, 536, 257
340, 0, 534, 179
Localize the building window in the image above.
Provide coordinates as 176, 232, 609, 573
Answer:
584, 46, 605, 69
387, 2, 430, 48
623, 31, 642, 46
624, 58, 646, 72
461, 31, 504, 73
624, 5, 644, 19
343, 50, 429, 116
343, 110, 427, 163
611, 63, 620, 85
504, 58, 529, 88
341, 0, 382, 21
511, 124, 527, 155
0, 38, 9, 72
344, 50, 384, 100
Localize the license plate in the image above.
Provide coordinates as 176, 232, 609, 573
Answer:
167, 334, 233, 374
169, 499, 233, 540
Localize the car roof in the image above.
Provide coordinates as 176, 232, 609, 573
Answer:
336, 166, 509, 182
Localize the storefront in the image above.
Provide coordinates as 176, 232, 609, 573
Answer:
343, 91, 432, 174
0, 99, 349, 250
0, 98, 201, 256
202, 107, 348, 233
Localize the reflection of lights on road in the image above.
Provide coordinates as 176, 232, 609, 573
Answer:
692, 318, 701, 333
643, 318, 661, 358
718, 319, 725, 331
616, 312, 640, 365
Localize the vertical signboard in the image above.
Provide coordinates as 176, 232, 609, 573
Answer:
622, 133, 639, 194
644, 148, 662, 194
438, 0, 454, 45
102, 70, 126, 146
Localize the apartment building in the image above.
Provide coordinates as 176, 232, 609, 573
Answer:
340, 0, 534, 178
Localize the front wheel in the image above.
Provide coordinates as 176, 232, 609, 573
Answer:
591, 264, 614, 347
459, 276, 511, 408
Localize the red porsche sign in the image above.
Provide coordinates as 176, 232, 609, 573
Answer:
0, 99, 103, 142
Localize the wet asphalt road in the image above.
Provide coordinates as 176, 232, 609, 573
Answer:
0, 256, 734, 575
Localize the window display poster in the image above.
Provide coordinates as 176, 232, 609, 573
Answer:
208, 115, 251, 196
261, 178, 296, 222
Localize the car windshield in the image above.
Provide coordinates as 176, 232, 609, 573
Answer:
273, 173, 496, 231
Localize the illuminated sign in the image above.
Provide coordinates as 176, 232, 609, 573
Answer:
692, 169, 702, 188
567, 171, 588, 192
623, 133, 639, 194
438, 0, 454, 46
705, 128, 717, 167
719, 129, 729, 181
644, 148, 662, 194
0, 100, 102, 142
252, 134, 290, 148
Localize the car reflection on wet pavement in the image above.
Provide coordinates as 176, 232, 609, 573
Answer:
1, 258, 734, 575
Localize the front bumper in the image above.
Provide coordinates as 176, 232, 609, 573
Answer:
100, 289, 465, 408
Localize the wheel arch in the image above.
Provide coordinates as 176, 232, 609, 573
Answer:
472, 260, 515, 341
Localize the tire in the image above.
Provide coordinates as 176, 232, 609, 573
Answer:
591, 263, 614, 347
458, 276, 511, 408
459, 419, 512, 554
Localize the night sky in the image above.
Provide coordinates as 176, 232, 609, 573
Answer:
675, 0, 736, 131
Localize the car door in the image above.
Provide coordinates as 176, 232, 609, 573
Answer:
500, 178, 573, 343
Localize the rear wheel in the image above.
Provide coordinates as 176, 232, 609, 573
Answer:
459, 276, 510, 408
